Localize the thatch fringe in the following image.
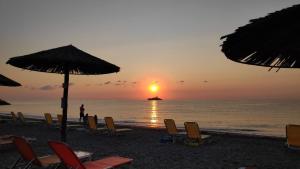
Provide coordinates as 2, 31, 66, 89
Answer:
221, 4, 300, 68
7, 45, 120, 75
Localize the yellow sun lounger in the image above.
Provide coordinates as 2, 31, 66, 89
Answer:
44, 113, 59, 128
164, 119, 186, 143
57, 114, 82, 128
17, 112, 40, 124
11, 112, 18, 123
286, 124, 300, 149
44, 113, 53, 125
57, 114, 62, 124
104, 117, 132, 135
184, 122, 210, 146
87, 116, 106, 133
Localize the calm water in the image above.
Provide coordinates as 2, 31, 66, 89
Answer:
1, 99, 300, 137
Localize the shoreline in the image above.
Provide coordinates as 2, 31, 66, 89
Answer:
0, 113, 285, 140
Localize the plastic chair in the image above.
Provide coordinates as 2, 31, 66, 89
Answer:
48, 140, 133, 169
44, 113, 54, 126
87, 116, 106, 133
10, 136, 60, 169
11, 112, 18, 123
286, 124, 300, 149
10, 136, 92, 169
104, 117, 132, 135
184, 122, 210, 146
57, 114, 82, 128
164, 119, 186, 143
17, 112, 40, 124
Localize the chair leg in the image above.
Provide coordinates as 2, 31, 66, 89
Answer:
46, 163, 61, 169
172, 136, 176, 143
53, 164, 61, 169
23, 159, 34, 169
8, 157, 22, 169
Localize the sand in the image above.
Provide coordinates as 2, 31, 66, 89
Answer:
1, 118, 300, 169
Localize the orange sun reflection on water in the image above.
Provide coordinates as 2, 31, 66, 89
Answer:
150, 101, 158, 127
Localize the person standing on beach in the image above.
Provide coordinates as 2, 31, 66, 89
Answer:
79, 104, 85, 122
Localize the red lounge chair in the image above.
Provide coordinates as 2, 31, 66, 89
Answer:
10, 136, 91, 169
10, 136, 61, 169
48, 140, 133, 169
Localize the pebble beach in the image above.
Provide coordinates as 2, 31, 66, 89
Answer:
1, 116, 300, 169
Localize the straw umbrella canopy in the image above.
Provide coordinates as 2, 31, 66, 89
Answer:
7, 45, 120, 142
221, 4, 300, 69
0, 99, 10, 106
0, 74, 21, 87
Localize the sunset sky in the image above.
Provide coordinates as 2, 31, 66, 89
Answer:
1, 0, 300, 101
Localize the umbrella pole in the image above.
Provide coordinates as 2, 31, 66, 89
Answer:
61, 69, 69, 142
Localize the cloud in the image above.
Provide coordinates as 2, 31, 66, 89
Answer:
24, 85, 36, 90
39, 85, 56, 91
24, 83, 75, 91
177, 80, 185, 85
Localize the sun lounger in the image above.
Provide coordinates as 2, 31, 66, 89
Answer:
0, 134, 14, 139
164, 119, 186, 143
184, 122, 210, 146
48, 140, 133, 169
11, 112, 18, 123
286, 124, 300, 149
87, 116, 106, 133
44, 113, 54, 125
44, 113, 59, 128
57, 114, 82, 128
9, 136, 92, 169
104, 117, 132, 135
0, 135, 14, 145
17, 112, 40, 124
0, 135, 36, 147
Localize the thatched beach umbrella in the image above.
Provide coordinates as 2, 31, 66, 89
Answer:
221, 4, 300, 70
0, 99, 10, 106
7, 45, 120, 142
0, 74, 21, 87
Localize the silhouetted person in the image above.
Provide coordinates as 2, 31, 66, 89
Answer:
94, 115, 98, 125
79, 104, 85, 122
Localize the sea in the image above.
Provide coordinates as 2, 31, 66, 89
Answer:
1, 99, 300, 137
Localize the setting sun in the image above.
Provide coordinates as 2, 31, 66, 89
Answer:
149, 84, 159, 93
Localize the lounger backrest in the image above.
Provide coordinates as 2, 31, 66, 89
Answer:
18, 112, 25, 123
184, 122, 201, 140
44, 113, 53, 125
57, 114, 62, 125
105, 117, 115, 130
164, 119, 178, 135
13, 136, 41, 166
88, 116, 97, 130
48, 141, 85, 169
286, 124, 300, 147
11, 111, 18, 122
